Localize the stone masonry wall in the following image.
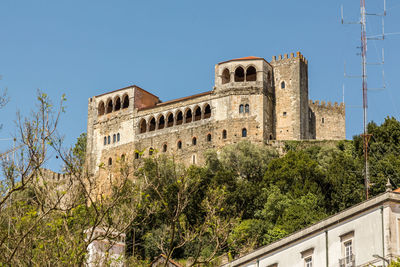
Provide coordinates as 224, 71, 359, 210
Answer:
309, 100, 345, 140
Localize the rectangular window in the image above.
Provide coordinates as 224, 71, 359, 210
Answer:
305, 257, 312, 267
344, 241, 352, 264
301, 248, 314, 267
283, 112, 287, 116
340, 231, 355, 266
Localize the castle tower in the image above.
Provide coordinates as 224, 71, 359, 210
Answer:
214, 56, 274, 141
271, 52, 309, 140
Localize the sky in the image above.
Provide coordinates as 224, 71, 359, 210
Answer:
0, 0, 399, 171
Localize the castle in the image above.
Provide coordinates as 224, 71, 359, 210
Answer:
86, 52, 345, 177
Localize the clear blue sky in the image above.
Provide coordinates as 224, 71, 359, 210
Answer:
0, 0, 399, 170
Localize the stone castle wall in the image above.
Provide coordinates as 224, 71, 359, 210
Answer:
309, 100, 345, 140
86, 53, 346, 179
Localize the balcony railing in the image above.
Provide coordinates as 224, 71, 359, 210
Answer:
339, 254, 355, 267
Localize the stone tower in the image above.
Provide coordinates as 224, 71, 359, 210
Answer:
271, 52, 309, 140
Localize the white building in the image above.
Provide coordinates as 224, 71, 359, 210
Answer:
223, 185, 400, 267
85, 227, 125, 267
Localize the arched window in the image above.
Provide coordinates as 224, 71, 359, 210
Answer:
194, 106, 201, 121
281, 81, 285, 89
106, 99, 113, 114
246, 66, 257, 81
135, 152, 140, 159
114, 96, 121, 111
242, 128, 247, 137
177, 140, 182, 149
222, 68, 230, 84
149, 117, 156, 131
176, 111, 183, 125
98, 101, 105, 116
139, 119, 147, 133
222, 130, 227, 139
207, 133, 212, 142
167, 113, 174, 127
108, 157, 112, 166
104, 136, 107, 145
121, 154, 126, 161
239, 104, 244, 113
117, 133, 120, 142
185, 109, 192, 123
192, 137, 197, 145
107, 136, 111, 144
149, 147, 154, 156
158, 115, 165, 130
234, 67, 245, 82
162, 143, 167, 152
113, 134, 116, 143
269, 134, 273, 140
245, 104, 249, 113
122, 94, 129, 108
204, 104, 211, 119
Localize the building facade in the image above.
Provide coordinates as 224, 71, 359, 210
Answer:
86, 52, 345, 177
222, 187, 400, 267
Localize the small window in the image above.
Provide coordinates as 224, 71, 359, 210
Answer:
167, 113, 174, 127
121, 154, 126, 161
185, 109, 193, 123
239, 104, 244, 113
117, 133, 120, 142
305, 257, 312, 267
283, 112, 287, 116
207, 133, 212, 142
114, 96, 121, 111
176, 111, 183, 125
192, 155, 196, 164
134, 152, 140, 159
149, 117, 156, 131
98, 101, 105, 116
222, 130, 227, 139
204, 104, 211, 119
222, 68, 230, 84
108, 157, 112, 166
149, 147, 154, 156
322, 117, 325, 124
107, 136, 110, 144
242, 128, 247, 137
177, 140, 182, 149
104, 136, 107, 145
234, 67, 245, 82
106, 99, 113, 114
139, 119, 147, 133
192, 137, 197, 145
163, 143, 167, 152
245, 104, 249, 113
113, 134, 116, 143
122, 94, 129, 109
281, 81, 285, 89
246, 66, 257, 81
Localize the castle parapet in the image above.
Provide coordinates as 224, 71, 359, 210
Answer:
309, 99, 345, 114
271, 51, 307, 64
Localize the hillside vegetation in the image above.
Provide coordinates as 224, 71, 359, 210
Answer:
1, 93, 400, 266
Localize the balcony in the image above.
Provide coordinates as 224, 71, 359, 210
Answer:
339, 254, 355, 267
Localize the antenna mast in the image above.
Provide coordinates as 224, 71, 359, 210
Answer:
342, 0, 386, 200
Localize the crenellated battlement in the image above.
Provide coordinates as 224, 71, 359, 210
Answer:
271, 51, 308, 65
309, 100, 345, 114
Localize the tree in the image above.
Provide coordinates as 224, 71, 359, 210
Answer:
0, 92, 152, 265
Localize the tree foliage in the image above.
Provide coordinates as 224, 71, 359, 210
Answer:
1, 91, 400, 265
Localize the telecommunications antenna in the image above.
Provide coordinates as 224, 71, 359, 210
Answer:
341, 0, 386, 200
